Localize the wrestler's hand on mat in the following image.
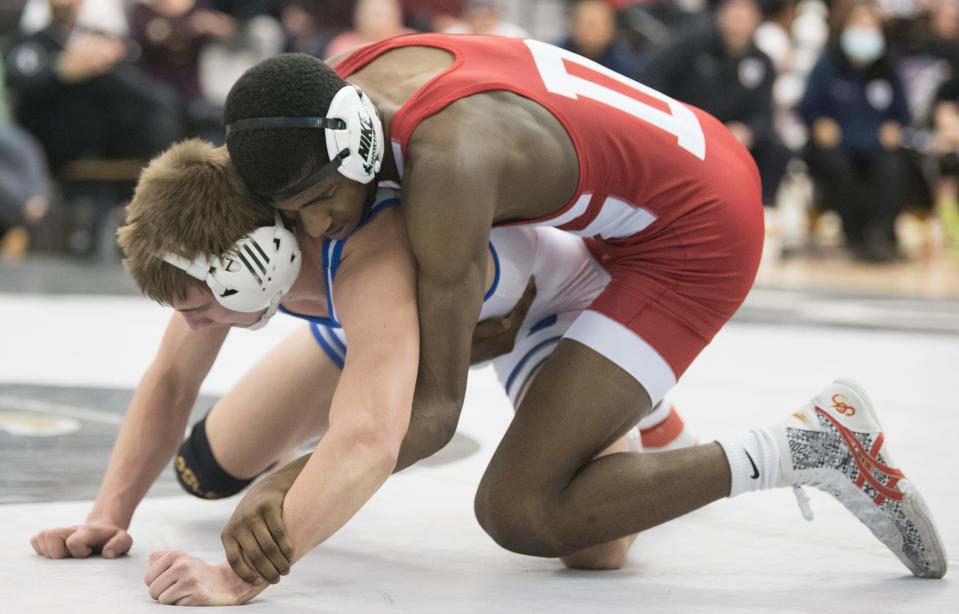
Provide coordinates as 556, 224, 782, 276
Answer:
470, 277, 536, 364
29, 521, 132, 559
145, 549, 265, 606
221, 459, 304, 584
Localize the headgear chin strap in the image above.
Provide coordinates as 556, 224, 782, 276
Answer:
163, 212, 302, 330
225, 84, 384, 200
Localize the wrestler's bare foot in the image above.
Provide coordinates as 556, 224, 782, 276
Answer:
145, 549, 267, 606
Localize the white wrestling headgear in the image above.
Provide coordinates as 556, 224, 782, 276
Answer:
225, 85, 385, 201
325, 85, 384, 184
162, 212, 302, 330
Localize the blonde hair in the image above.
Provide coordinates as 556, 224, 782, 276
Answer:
117, 139, 273, 305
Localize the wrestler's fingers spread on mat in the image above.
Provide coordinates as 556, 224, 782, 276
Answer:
237, 529, 282, 583
264, 506, 294, 562
222, 535, 262, 585
253, 517, 291, 576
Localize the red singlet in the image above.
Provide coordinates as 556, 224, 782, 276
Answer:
336, 34, 764, 402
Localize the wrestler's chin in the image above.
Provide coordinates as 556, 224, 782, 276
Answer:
329, 222, 357, 241
232, 311, 267, 329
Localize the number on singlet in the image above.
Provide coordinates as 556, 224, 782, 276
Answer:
524, 39, 706, 160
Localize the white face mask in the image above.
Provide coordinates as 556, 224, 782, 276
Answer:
841, 27, 886, 64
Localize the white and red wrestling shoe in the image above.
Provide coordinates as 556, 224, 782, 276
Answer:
773, 378, 947, 578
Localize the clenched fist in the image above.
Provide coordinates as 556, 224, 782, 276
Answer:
145, 549, 264, 606
30, 521, 132, 559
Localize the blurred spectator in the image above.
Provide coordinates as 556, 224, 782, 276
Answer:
131, 0, 235, 104
891, 0, 959, 123
5, 0, 182, 170
906, 0, 959, 71
755, 0, 813, 150
19, 0, 129, 37
443, 0, 529, 37
929, 76, 959, 245
209, 0, 279, 20
403, 0, 467, 32
642, 0, 790, 204
0, 54, 49, 261
280, 0, 328, 55
277, 0, 356, 55
799, 0, 911, 261
195, 3, 286, 108
560, 0, 640, 78
756, 0, 799, 74
615, 0, 710, 53
324, 0, 415, 59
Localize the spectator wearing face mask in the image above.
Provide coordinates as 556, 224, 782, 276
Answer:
799, 0, 911, 262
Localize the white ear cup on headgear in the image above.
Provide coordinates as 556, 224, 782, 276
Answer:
325, 86, 384, 184
162, 212, 301, 329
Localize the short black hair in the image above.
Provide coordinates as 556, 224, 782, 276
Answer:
224, 53, 348, 197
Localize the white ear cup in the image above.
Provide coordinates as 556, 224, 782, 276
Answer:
162, 212, 302, 323
325, 86, 384, 184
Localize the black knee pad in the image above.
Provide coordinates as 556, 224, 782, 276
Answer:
174, 416, 254, 499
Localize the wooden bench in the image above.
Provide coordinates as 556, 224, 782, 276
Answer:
58, 159, 144, 183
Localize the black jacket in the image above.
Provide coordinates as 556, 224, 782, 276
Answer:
5, 22, 73, 110
641, 23, 776, 143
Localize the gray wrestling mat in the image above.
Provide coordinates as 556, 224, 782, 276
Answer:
0, 384, 215, 503
0, 382, 480, 504
1, 261, 957, 612
1, 293, 956, 612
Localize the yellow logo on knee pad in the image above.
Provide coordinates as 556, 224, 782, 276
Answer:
175, 454, 201, 494
175, 454, 221, 499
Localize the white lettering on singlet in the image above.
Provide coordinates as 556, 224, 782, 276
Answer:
576, 196, 657, 239
524, 39, 706, 160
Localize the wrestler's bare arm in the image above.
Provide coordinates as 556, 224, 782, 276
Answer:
146, 209, 421, 605
30, 314, 228, 559
278, 208, 419, 557
394, 123, 500, 471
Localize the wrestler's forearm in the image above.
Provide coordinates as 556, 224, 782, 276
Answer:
88, 370, 196, 527
393, 275, 483, 472
281, 431, 397, 562
394, 393, 460, 472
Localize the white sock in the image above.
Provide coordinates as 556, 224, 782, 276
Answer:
717, 429, 781, 497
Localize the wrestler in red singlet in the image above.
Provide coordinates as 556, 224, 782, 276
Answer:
335, 34, 764, 403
